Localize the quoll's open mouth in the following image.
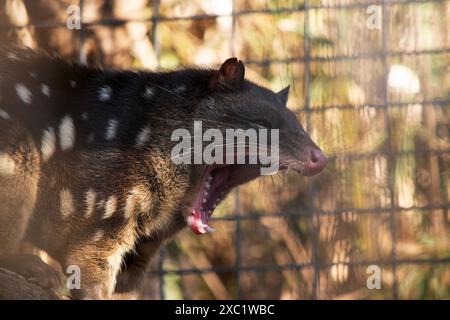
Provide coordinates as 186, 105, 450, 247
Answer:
188, 164, 262, 234
188, 147, 327, 234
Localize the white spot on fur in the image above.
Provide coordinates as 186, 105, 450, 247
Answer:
41, 127, 56, 161
15, 83, 32, 104
70, 80, 77, 88
124, 186, 152, 219
124, 194, 137, 219
29, 72, 38, 79
60, 188, 75, 217
98, 86, 112, 102
93, 230, 104, 242
84, 189, 96, 218
0, 109, 10, 120
41, 84, 51, 97
59, 115, 75, 150
135, 126, 151, 146
0, 153, 16, 176
143, 86, 154, 99
105, 119, 118, 141
81, 112, 88, 121
103, 195, 117, 219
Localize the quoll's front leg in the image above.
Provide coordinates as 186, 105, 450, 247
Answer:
113, 216, 187, 299
62, 230, 136, 300
112, 238, 162, 300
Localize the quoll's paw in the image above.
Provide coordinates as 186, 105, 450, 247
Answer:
0, 254, 62, 290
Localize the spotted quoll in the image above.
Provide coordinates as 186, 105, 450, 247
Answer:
0, 46, 326, 299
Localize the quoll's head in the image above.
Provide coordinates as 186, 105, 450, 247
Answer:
181, 58, 327, 234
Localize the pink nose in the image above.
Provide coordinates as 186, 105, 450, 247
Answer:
304, 148, 327, 176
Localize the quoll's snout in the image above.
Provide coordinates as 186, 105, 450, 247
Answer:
303, 147, 327, 176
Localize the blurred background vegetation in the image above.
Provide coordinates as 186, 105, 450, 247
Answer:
0, 0, 449, 299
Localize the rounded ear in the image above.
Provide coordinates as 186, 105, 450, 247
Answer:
277, 85, 290, 106
210, 57, 245, 91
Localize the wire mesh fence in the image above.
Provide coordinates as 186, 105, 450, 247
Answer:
1, 0, 449, 299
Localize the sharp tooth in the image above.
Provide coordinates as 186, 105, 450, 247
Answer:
205, 181, 211, 190
207, 175, 212, 183
204, 224, 216, 233
202, 198, 207, 204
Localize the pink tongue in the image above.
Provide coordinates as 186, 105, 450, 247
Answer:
188, 208, 215, 234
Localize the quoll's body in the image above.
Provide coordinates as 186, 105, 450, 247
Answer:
0, 47, 326, 299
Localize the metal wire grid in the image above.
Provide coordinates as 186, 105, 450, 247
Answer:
3, 0, 449, 299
